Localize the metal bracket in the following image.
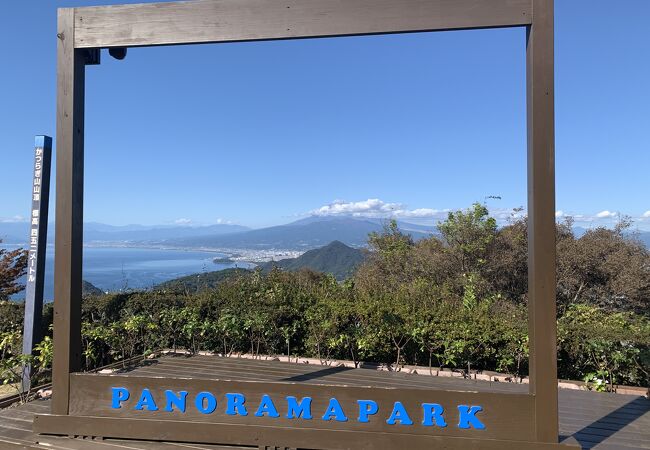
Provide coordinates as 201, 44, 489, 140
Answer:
82, 48, 101, 65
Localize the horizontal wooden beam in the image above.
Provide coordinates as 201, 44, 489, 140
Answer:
58, 374, 536, 441
34, 414, 578, 449
73, 0, 533, 48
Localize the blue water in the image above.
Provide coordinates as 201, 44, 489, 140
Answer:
2, 245, 251, 301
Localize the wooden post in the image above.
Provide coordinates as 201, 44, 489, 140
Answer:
527, 0, 558, 443
51, 8, 86, 416
21, 135, 53, 392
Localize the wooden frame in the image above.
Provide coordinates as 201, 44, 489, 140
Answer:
36, 0, 568, 448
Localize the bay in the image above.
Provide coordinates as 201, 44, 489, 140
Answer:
2, 245, 252, 302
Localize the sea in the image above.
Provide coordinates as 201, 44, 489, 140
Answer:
1, 245, 252, 302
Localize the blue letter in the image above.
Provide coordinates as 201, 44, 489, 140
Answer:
386, 401, 413, 425
322, 398, 348, 422
134, 388, 159, 411
195, 392, 217, 414
422, 403, 447, 427
255, 394, 280, 418
111, 387, 129, 409
286, 396, 312, 419
225, 393, 248, 416
457, 405, 485, 430
164, 390, 188, 413
357, 400, 378, 423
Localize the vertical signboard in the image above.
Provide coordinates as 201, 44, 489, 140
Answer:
22, 135, 53, 391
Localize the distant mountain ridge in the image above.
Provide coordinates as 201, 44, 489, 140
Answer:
3, 219, 648, 250
0, 222, 249, 244
261, 240, 367, 280
167, 217, 435, 250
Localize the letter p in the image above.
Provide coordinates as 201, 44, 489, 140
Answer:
111, 387, 130, 409
357, 400, 378, 423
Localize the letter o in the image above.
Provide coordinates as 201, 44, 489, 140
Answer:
195, 392, 217, 414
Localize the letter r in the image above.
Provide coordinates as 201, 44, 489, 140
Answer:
422, 403, 447, 427
457, 405, 485, 430
111, 387, 129, 409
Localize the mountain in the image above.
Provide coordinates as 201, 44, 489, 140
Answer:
154, 268, 250, 293
168, 217, 435, 250
0, 222, 249, 245
83, 223, 249, 243
573, 227, 650, 247
261, 240, 367, 280
0, 222, 31, 244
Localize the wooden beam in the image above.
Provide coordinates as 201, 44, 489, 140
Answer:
34, 415, 577, 449
72, 0, 533, 49
51, 8, 86, 416
526, 0, 557, 444
62, 374, 536, 441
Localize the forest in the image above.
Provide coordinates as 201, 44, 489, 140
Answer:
1, 204, 648, 396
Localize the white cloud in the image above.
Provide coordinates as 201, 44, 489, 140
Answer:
174, 218, 192, 225
309, 199, 448, 220
0, 215, 27, 223
643, 211, 650, 218
555, 210, 564, 218
215, 218, 234, 225
595, 210, 617, 219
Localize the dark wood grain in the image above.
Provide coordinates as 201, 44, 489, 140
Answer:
62, 372, 536, 441
526, 0, 557, 443
52, 8, 86, 416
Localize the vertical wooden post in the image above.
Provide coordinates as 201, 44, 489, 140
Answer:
51, 8, 85, 416
22, 135, 53, 392
526, 0, 557, 443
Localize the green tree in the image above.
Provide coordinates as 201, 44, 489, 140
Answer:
438, 202, 497, 276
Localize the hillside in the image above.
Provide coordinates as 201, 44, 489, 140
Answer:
154, 268, 251, 293
262, 240, 367, 280
82, 280, 104, 297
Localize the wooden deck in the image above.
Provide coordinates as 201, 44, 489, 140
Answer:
0, 355, 648, 449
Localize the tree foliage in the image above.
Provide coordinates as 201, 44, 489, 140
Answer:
0, 241, 28, 301
1, 205, 648, 395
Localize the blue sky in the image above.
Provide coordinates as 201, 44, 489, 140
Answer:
1, 1, 649, 229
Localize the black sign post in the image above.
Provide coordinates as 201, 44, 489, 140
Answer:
22, 135, 53, 392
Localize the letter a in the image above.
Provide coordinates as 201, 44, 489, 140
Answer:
322, 398, 348, 422
134, 388, 159, 411
255, 394, 280, 418
386, 401, 413, 425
